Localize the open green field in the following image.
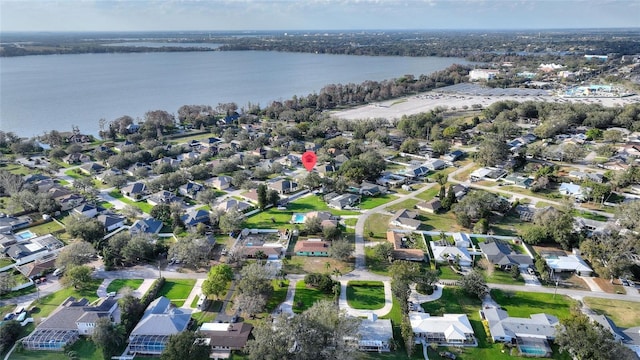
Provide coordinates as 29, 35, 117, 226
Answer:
29, 280, 102, 322
106, 279, 143, 294
363, 213, 391, 240
292, 280, 335, 313
265, 279, 290, 313
490, 289, 576, 319
421, 211, 466, 232
346, 281, 385, 310
158, 279, 196, 307
108, 190, 153, 214
9, 338, 103, 360
584, 297, 640, 327
422, 287, 571, 360
359, 194, 396, 210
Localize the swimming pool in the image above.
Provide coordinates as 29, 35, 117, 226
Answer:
291, 213, 306, 224
519, 345, 548, 356
16, 230, 36, 240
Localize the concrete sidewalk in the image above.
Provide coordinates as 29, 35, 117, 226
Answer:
182, 278, 205, 311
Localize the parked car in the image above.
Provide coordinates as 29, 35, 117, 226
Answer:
3, 313, 14, 321
621, 278, 630, 286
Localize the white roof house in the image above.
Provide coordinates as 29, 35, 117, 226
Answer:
483, 307, 559, 343
452, 232, 471, 248
409, 312, 476, 346
545, 254, 593, 276
355, 313, 393, 352
430, 241, 473, 267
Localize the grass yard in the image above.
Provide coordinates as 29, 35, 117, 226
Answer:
438, 265, 463, 280
108, 190, 153, 214
363, 213, 391, 240
26, 221, 65, 236
64, 169, 88, 180
415, 185, 440, 201
343, 218, 358, 227
106, 279, 143, 294
265, 279, 290, 313
592, 277, 626, 294
346, 281, 385, 310
0, 257, 14, 268
289, 195, 359, 216
292, 280, 335, 313
421, 211, 465, 232
385, 199, 419, 212
158, 279, 196, 307
365, 246, 392, 276
490, 289, 575, 319
359, 194, 395, 210
191, 300, 223, 327
584, 297, 640, 327
29, 280, 102, 322
484, 269, 525, 285
9, 338, 103, 360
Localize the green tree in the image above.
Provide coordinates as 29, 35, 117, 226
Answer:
373, 242, 395, 263
66, 216, 106, 245
121, 235, 155, 265
399, 138, 420, 154
161, 331, 210, 360
475, 135, 509, 167
61, 265, 93, 290
219, 207, 245, 234
304, 215, 322, 234
202, 264, 233, 299
55, 241, 96, 269
585, 128, 603, 140
431, 139, 451, 156
92, 317, 125, 360
328, 238, 352, 261
460, 270, 488, 299
0, 320, 21, 354
555, 310, 636, 360
257, 184, 268, 210
168, 235, 213, 268
268, 189, 280, 207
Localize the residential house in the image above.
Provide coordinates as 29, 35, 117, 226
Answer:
354, 313, 393, 352
567, 171, 605, 183
72, 203, 99, 218
430, 240, 473, 267
269, 179, 298, 195
95, 168, 122, 183
294, 239, 330, 257
22, 296, 119, 351
125, 162, 152, 177
559, 182, 589, 202
389, 209, 421, 230
442, 150, 465, 162
478, 238, 532, 270
56, 193, 85, 211
3, 234, 64, 264
181, 209, 210, 227
198, 322, 254, 359
333, 154, 350, 168
425, 158, 446, 171
178, 181, 204, 199
129, 218, 164, 235
153, 157, 181, 169
543, 252, 593, 276
403, 165, 429, 179
217, 199, 252, 213
377, 173, 407, 188
242, 246, 283, 260
79, 162, 105, 175
121, 182, 148, 201
63, 152, 90, 165
316, 164, 336, 177
452, 184, 469, 200
97, 214, 126, 232
278, 154, 301, 167
206, 176, 233, 190
386, 231, 425, 262
128, 297, 192, 355
588, 314, 628, 343
502, 173, 534, 189
359, 182, 386, 196
17, 256, 56, 279
409, 312, 477, 346
470, 167, 507, 182
0, 215, 31, 233
483, 307, 558, 351
176, 151, 200, 162
327, 193, 361, 210
416, 199, 441, 214
147, 190, 182, 206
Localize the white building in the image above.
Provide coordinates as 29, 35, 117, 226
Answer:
469, 69, 499, 81
409, 312, 477, 346
354, 313, 393, 352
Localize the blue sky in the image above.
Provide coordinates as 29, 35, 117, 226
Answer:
1, 0, 638, 32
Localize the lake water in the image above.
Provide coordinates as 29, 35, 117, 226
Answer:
0, 51, 469, 137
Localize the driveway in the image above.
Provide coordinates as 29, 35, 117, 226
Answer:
521, 270, 542, 287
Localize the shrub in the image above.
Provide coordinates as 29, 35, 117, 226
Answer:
303, 273, 337, 293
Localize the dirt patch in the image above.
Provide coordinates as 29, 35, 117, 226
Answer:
593, 277, 626, 294
557, 273, 590, 291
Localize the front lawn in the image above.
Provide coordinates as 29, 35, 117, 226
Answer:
484, 269, 525, 285
363, 213, 391, 240
415, 186, 440, 201
265, 279, 290, 313
346, 281, 385, 310
385, 199, 419, 212
359, 194, 395, 210
106, 279, 143, 294
0, 257, 14, 268
158, 279, 196, 307
584, 297, 640, 327
490, 289, 575, 319
108, 190, 153, 214
27, 220, 65, 236
292, 280, 335, 313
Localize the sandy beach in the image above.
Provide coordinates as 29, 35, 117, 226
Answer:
331, 90, 640, 121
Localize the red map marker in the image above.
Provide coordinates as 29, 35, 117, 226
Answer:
302, 151, 317, 172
